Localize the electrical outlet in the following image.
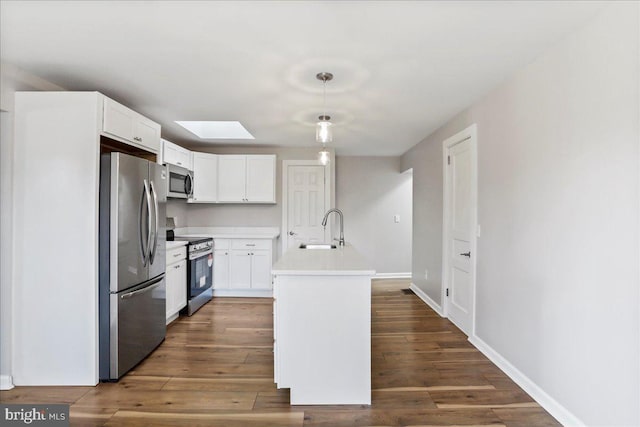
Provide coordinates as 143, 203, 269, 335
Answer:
424, 269, 428, 280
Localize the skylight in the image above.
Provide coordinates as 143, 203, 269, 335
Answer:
175, 121, 255, 139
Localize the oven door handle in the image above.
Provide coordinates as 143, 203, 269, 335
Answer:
189, 248, 213, 260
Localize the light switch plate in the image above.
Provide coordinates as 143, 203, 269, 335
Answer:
394, 215, 400, 223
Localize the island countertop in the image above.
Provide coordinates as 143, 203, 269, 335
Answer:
272, 244, 375, 276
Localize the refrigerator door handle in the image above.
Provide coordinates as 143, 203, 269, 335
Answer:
120, 275, 164, 299
142, 179, 152, 266
149, 180, 159, 264
139, 180, 148, 266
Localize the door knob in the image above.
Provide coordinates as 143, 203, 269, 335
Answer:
460, 252, 471, 258
289, 231, 297, 236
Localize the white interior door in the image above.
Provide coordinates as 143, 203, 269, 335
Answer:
444, 132, 476, 336
286, 165, 326, 249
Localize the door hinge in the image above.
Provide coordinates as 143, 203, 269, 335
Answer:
447, 155, 450, 165
446, 288, 449, 297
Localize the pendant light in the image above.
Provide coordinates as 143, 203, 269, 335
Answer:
318, 146, 330, 165
316, 72, 333, 165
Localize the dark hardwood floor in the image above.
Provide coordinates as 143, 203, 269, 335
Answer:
0, 280, 560, 426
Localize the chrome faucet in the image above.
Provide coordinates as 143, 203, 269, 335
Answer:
321, 208, 345, 246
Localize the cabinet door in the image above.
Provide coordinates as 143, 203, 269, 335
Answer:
218, 155, 247, 202
229, 250, 252, 288
213, 249, 230, 289
162, 139, 191, 169
134, 116, 161, 154
191, 153, 218, 202
103, 97, 135, 142
175, 260, 187, 311
246, 155, 276, 203
250, 250, 272, 289
166, 262, 178, 318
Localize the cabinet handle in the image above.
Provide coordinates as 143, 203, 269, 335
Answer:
173, 253, 181, 257
134, 136, 142, 142
177, 162, 182, 165
246, 244, 256, 247
174, 264, 181, 269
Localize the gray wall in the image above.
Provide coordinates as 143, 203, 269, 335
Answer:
170, 148, 413, 274
336, 157, 412, 275
401, 4, 639, 425
0, 62, 65, 385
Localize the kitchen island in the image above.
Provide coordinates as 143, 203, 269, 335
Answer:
272, 244, 375, 405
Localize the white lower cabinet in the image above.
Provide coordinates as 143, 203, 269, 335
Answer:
166, 245, 187, 323
213, 237, 274, 296
213, 249, 230, 289
230, 250, 252, 288
250, 250, 272, 289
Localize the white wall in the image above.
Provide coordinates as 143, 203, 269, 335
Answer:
336, 157, 412, 275
0, 62, 64, 388
401, 4, 639, 425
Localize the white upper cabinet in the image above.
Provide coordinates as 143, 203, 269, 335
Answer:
218, 154, 276, 203
246, 155, 276, 203
191, 152, 218, 203
102, 97, 160, 154
161, 139, 192, 170
217, 155, 247, 202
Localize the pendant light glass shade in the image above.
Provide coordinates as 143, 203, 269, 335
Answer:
318, 146, 330, 165
316, 72, 334, 163
316, 119, 332, 144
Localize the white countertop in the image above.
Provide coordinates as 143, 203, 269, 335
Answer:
166, 240, 187, 250
272, 244, 375, 276
173, 226, 279, 240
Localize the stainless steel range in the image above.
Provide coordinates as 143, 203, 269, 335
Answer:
174, 236, 214, 315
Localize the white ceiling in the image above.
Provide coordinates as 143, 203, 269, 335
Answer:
0, 1, 604, 155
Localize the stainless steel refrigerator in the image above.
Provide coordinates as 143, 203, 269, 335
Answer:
99, 152, 167, 380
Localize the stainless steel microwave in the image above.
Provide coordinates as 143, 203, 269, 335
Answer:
167, 164, 193, 199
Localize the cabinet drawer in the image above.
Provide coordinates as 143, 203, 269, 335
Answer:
231, 239, 271, 250
214, 239, 231, 250
166, 246, 187, 264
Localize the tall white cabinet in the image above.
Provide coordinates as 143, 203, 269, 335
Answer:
12, 92, 161, 386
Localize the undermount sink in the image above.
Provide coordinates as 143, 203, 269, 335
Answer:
299, 243, 337, 249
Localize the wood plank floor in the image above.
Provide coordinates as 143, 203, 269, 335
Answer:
0, 279, 560, 426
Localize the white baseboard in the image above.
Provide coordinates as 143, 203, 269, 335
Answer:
409, 283, 444, 317
375, 272, 411, 279
0, 375, 14, 390
166, 312, 179, 325
468, 335, 584, 427
212, 289, 272, 298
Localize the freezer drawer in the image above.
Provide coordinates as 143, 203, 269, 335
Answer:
109, 275, 166, 379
